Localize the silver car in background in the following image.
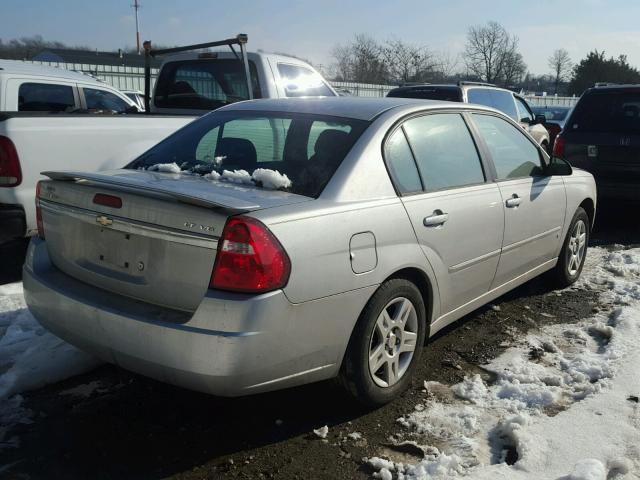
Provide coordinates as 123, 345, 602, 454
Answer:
23, 98, 596, 406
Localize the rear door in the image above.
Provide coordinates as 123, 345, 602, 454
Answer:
386, 112, 504, 315
470, 113, 566, 287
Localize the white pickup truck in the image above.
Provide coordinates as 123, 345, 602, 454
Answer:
0, 36, 335, 243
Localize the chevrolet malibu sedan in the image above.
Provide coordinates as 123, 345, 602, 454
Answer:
23, 97, 596, 406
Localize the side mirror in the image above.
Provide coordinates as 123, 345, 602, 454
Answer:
533, 114, 546, 125
125, 105, 139, 114
546, 156, 573, 176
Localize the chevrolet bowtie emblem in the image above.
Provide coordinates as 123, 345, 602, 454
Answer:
96, 215, 113, 227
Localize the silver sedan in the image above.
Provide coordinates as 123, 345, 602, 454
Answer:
24, 97, 596, 405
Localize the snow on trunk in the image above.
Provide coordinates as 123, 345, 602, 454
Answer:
368, 247, 640, 479
147, 162, 181, 173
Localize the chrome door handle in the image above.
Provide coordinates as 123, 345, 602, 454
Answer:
505, 195, 522, 208
423, 210, 449, 227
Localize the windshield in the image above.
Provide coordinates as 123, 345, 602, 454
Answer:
126, 110, 369, 198
387, 87, 462, 102
531, 106, 570, 122
568, 90, 640, 133
154, 59, 262, 110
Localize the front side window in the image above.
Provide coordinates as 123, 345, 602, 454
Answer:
154, 60, 262, 110
84, 88, 130, 113
277, 63, 334, 97
384, 128, 422, 194
472, 114, 543, 180
515, 97, 534, 123
127, 111, 368, 198
402, 114, 485, 191
18, 82, 75, 112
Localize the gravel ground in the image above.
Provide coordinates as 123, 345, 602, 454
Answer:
0, 202, 638, 480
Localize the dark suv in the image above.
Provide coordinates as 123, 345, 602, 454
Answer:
387, 82, 550, 150
554, 84, 640, 201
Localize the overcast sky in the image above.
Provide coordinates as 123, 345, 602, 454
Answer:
2, 0, 640, 76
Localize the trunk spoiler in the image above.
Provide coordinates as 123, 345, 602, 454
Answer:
42, 170, 258, 212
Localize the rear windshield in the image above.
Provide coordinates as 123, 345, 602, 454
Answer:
568, 90, 640, 133
126, 111, 369, 198
154, 59, 262, 110
531, 106, 570, 122
387, 87, 462, 102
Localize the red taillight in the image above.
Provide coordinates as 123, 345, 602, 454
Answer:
553, 135, 565, 158
93, 193, 122, 209
210, 216, 291, 293
36, 181, 45, 239
0, 136, 22, 187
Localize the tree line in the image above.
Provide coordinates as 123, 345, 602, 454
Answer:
331, 21, 640, 96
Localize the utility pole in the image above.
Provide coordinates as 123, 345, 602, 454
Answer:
132, 0, 141, 53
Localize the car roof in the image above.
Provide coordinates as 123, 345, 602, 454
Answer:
0, 59, 103, 83
587, 84, 640, 93
217, 97, 493, 121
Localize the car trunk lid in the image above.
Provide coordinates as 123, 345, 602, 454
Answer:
38, 169, 310, 311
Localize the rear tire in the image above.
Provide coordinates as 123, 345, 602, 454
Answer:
551, 207, 589, 288
339, 279, 426, 407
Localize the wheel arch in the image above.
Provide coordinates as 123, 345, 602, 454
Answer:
579, 198, 595, 230
385, 267, 435, 338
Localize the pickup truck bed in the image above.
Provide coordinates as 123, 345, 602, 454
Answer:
0, 112, 194, 242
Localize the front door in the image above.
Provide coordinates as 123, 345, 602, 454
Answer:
470, 113, 566, 287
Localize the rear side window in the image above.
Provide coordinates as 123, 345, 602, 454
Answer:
402, 114, 485, 191
154, 60, 262, 110
472, 114, 543, 179
569, 91, 640, 133
277, 63, 334, 97
84, 88, 130, 113
18, 83, 75, 112
387, 87, 462, 102
128, 111, 368, 198
467, 88, 518, 120
385, 128, 422, 194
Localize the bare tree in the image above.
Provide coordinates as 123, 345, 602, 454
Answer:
330, 34, 387, 84
464, 21, 525, 86
381, 38, 435, 84
548, 48, 572, 94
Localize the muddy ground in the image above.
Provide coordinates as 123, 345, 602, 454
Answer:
1, 203, 638, 480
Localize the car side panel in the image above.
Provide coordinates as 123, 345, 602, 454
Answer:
492, 176, 566, 287
556, 170, 598, 256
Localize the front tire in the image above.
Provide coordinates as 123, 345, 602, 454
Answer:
340, 279, 427, 407
551, 207, 589, 288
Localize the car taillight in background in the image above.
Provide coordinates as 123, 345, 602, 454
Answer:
553, 135, 565, 159
0, 136, 22, 187
36, 181, 45, 239
210, 216, 291, 294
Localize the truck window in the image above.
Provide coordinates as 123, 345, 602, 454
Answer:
467, 88, 518, 120
154, 59, 262, 110
277, 63, 334, 97
18, 83, 75, 112
84, 88, 130, 113
387, 86, 462, 102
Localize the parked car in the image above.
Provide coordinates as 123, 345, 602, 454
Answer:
0, 45, 336, 245
387, 82, 551, 151
23, 97, 596, 406
554, 84, 640, 201
0, 60, 138, 113
532, 105, 572, 149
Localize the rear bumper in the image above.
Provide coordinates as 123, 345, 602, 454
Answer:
0, 204, 26, 243
23, 238, 375, 396
596, 178, 640, 201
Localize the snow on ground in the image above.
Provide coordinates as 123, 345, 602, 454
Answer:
368, 246, 640, 480
0, 283, 100, 448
